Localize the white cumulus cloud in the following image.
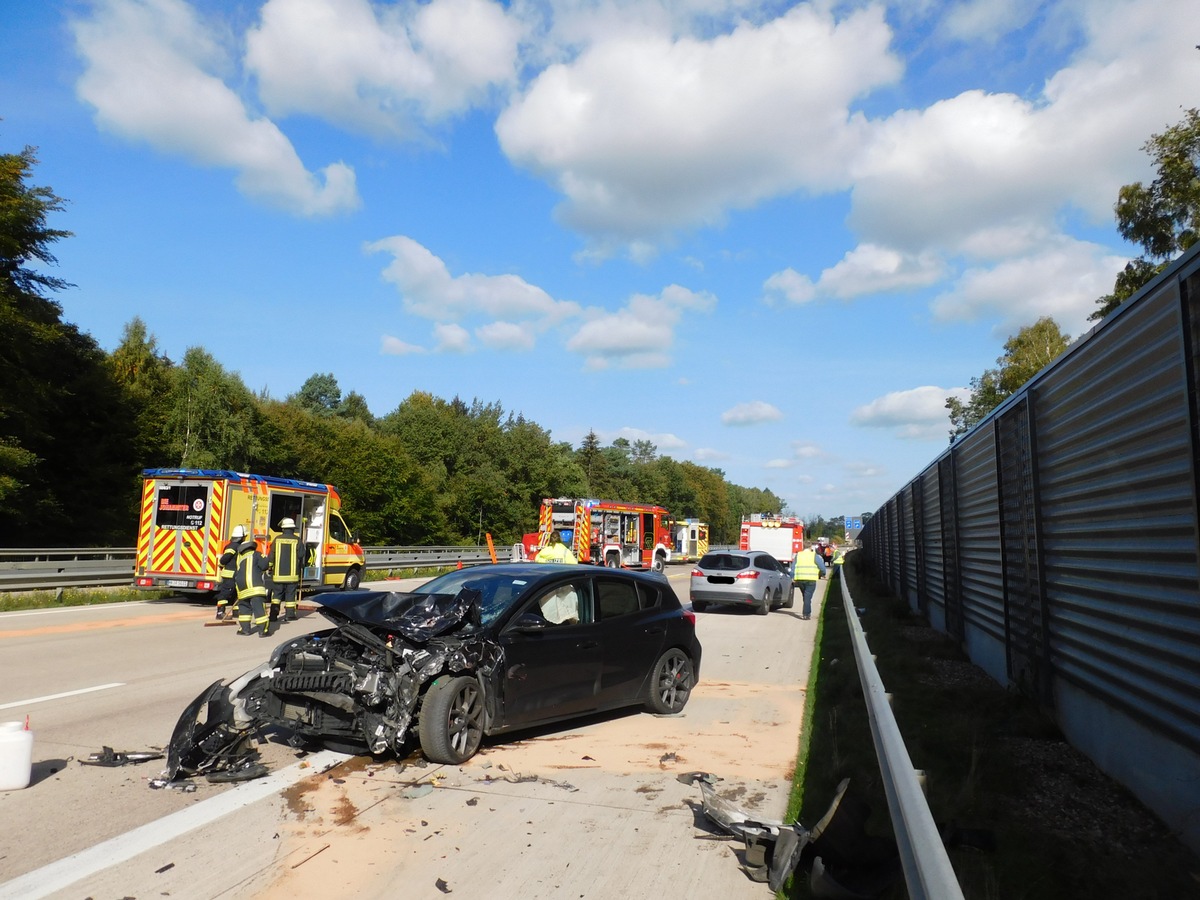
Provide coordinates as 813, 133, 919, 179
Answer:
71, 0, 359, 216
245, 0, 522, 139
721, 401, 783, 426
566, 284, 716, 370
852, 385, 968, 440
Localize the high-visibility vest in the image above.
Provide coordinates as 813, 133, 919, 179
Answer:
217, 540, 238, 580
269, 534, 303, 583
535, 543, 578, 564
235, 545, 268, 600
833, 551, 845, 566
792, 548, 820, 582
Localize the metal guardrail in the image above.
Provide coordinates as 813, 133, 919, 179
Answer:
838, 569, 965, 900
0, 545, 494, 592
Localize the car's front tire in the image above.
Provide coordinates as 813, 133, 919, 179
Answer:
342, 567, 362, 590
646, 648, 694, 714
418, 676, 484, 764
652, 553, 666, 573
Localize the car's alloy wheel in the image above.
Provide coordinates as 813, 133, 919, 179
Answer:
652, 554, 666, 573
782, 584, 795, 609
342, 567, 362, 590
647, 648, 694, 714
419, 676, 484, 764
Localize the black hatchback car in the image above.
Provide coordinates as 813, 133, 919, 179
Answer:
168, 563, 702, 777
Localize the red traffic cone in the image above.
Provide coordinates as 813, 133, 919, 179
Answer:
24, 715, 30, 731
456, 560, 463, 570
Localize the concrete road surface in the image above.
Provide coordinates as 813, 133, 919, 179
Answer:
0, 570, 828, 899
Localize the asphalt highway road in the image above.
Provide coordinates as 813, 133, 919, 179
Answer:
0, 570, 828, 899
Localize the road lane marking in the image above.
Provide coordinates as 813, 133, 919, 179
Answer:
0, 749, 351, 900
0, 683, 125, 710
0, 602, 152, 618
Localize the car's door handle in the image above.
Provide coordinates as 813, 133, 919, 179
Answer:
577, 640, 600, 650
643, 625, 666, 635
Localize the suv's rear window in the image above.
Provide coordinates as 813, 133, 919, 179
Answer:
697, 553, 749, 571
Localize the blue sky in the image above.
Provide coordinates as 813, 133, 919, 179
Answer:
2, 0, 1196, 519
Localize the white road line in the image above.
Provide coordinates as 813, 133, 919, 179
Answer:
0, 602, 151, 618
0, 749, 350, 900
0, 683, 125, 710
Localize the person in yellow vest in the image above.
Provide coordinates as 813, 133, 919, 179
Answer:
267, 518, 304, 623
214, 524, 245, 620
832, 547, 845, 567
534, 531, 578, 564
791, 545, 826, 620
234, 533, 271, 637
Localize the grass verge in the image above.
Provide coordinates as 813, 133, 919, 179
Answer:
781, 552, 1200, 899
0, 586, 172, 612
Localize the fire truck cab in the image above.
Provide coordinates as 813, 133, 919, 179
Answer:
520, 497, 673, 572
134, 468, 365, 595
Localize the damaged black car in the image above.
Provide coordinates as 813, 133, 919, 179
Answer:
168, 563, 702, 779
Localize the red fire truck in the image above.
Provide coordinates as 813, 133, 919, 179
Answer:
519, 497, 674, 571
739, 513, 805, 564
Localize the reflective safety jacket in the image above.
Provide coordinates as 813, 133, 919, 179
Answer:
268, 531, 304, 584
833, 551, 845, 566
535, 542, 578, 564
792, 548, 822, 582
217, 539, 239, 581
234, 540, 269, 600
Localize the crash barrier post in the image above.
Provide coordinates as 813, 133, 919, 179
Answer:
838, 571, 965, 900
0, 546, 494, 592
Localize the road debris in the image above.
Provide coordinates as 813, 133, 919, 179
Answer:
79, 746, 164, 767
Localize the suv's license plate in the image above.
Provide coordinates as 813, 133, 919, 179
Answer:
166, 579, 190, 588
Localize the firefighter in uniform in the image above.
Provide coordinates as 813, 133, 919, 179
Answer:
215, 524, 246, 620
234, 532, 271, 636
534, 531, 578, 564
791, 545, 826, 620
267, 518, 304, 622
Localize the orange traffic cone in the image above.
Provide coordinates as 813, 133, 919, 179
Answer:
456, 560, 463, 570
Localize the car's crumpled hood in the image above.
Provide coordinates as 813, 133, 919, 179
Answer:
315, 588, 482, 643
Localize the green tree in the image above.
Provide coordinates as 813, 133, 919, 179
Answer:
1092, 108, 1200, 320
946, 317, 1070, 438
291, 372, 342, 416
0, 145, 137, 544
165, 348, 262, 469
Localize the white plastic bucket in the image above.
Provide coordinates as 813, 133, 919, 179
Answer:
0, 721, 33, 790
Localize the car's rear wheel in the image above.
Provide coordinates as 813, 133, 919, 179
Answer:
782, 584, 795, 608
692, 599, 708, 612
646, 648, 694, 714
418, 676, 484, 764
756, 593, 770, 615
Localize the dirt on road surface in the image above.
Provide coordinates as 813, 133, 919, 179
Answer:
18, 574, 829, 900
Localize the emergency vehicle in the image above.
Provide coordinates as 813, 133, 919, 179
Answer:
739, 513, 805, 564
671, 518, 709, 562
519, 497, 674, 571
134, 469, 365, 595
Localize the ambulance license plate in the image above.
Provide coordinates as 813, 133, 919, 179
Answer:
166, 579, 190, 588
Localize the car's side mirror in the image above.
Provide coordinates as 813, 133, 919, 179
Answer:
508, 612, 548, 633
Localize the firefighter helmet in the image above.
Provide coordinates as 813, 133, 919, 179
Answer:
231, 525, 247, 540
280, 517, 296, 530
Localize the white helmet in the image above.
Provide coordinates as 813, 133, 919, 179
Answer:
231, 525, 247, 540
280, 517, 296, 530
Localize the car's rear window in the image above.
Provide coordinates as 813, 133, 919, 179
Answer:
697, 553, 750, 571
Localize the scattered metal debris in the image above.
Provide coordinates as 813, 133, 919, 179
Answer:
687, 773, 901, 896
435, 877, 452, 893
155, 863, 175, 874
147, 778, 196, 792
79, 746, 164, 767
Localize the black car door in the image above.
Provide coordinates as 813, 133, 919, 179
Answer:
592, 576, 668, 708
497, 578, 602, 729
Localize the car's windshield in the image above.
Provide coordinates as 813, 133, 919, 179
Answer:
697, 553, 750, 571
411, 569, 536, 626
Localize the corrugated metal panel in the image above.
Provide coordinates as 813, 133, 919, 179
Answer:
887, 497, 901, 596
996, 395, 1048, 700
1034, 280, 1200, 748
903, 482, 920, 603
920, 466, 943, 617
953, 422, 1006, 645
938, 456, 962, 639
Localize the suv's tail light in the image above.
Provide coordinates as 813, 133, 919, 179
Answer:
689, 568, 704, 577
735, 570, 760, 580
